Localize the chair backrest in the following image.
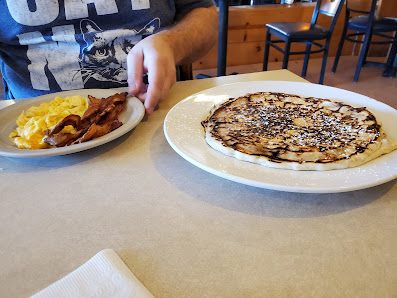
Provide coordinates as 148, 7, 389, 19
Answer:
345, 0, 378, 26
310, 0, 346, 34
250, 0, 277, 4
177, 64, 193, 81
346, 0, 378, 16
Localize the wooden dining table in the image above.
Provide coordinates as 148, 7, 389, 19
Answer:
0, 69, 396, 297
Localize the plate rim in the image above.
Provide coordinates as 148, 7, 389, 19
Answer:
0, 89, 145, 158
164, 80, 397, 193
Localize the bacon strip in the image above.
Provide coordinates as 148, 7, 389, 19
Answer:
44, 92, 128, 147
45, 114, 81, 136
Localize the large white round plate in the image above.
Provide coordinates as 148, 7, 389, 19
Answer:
0, 89, 145, 158
164, 81, 397, 193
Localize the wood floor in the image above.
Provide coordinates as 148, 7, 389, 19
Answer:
193, 56, 397, 109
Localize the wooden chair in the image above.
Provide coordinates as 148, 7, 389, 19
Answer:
332, 0, 397, 81
262, 0, 345, 84
177, 64, 193, 81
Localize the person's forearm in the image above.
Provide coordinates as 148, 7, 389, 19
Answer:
156, 6, 218, 66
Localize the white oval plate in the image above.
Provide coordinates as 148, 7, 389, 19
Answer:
164, 81, 397, 193
0, 89, 145, 158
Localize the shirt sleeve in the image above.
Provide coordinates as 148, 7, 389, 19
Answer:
174, 0, 215, 20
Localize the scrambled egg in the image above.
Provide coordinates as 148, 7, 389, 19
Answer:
9, 95, 89, 149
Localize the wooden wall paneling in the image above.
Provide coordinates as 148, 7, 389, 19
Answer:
193, 3, 357, 71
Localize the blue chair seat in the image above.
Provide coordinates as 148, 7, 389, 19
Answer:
349, 15, 397, 32
266, 22, 329, 40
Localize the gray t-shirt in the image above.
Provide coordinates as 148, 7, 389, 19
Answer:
0, 0, 214, 99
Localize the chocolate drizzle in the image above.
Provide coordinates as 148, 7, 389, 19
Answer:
202, 92, 381, 164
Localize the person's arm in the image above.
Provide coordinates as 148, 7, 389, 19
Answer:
127, 6, 218, 115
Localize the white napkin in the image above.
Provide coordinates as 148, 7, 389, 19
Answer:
32, 249, 154, 298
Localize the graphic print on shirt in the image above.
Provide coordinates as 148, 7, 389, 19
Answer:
77, 18, 160, 87
5, 0, 158, 94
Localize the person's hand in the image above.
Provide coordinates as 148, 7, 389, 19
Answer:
127, 6, 217, 115
127, 34, 177, 116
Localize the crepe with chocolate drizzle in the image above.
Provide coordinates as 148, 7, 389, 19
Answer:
202, 92, 396, 171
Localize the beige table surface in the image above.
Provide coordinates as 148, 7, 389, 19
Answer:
0, 70, 396, 297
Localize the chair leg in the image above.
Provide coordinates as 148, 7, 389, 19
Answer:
319, 41, 330, 85
332, 15, 349, 73
362, 31, 373, 66
302, 43, 311, 78
263, 31, 271, 71
354, 29, 373, 82
383, 35, 397, 78
282, 40, 291, 69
